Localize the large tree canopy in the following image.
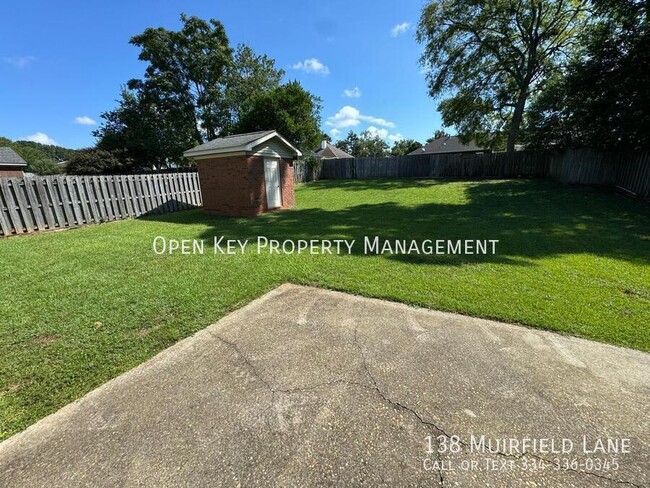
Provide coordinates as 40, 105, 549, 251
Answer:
129, 13, 233, 143
525, 0, 650, 150
236, 81, 323, 153
417, 0, 588, 152
94, 14, 311, 171
335, 131, 390, 157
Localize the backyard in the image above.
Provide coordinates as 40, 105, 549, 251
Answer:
0, 178, 649, 441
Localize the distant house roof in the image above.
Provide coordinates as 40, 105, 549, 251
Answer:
0, 147, 28, 167
183, 130, 302, 159
407, 136, 487, 156
314, 142, 353, 159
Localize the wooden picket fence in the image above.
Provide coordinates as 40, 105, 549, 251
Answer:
0, 172, 202, 237
296, 148, 650, 200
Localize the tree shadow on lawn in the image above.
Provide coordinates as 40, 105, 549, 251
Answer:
143, 179, 650, 267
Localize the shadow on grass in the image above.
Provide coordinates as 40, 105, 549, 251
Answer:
142, 179, 650, 267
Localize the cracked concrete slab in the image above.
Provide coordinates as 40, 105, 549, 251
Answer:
0, 284, 648, 487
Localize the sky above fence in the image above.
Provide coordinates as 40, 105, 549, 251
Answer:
0, 0, 441, 150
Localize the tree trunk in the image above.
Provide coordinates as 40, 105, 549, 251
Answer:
507, 90, 528, 153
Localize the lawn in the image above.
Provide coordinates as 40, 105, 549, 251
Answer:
1, 178, 649, 441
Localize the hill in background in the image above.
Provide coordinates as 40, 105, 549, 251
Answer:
0, 136, 80, 174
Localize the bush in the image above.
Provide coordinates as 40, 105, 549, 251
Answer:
26, 159, 63, 176
66, 149, 125, 175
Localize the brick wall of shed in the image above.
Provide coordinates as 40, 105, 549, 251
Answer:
196, 155, 294, 217
0, 167, 25, 178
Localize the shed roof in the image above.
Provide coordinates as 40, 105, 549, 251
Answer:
0, 147, 28, 167
407, 136, 486, 155
183, 131, 302, 159
314, 142, 353, 159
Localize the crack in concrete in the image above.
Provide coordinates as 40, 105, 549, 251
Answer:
351, 327, 641, 488
214, 331, 641, 487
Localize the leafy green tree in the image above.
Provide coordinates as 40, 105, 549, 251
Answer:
95, 15, 294, 168
226, 44, 285, 130
335, 131, 360, 156
417, 0, 588, 152
525, 0, 650, 150
236, 81, 322, 153
95, 13, 233, 168
427, 130, 451, 143
95, 88, 195, 169
334, 130, 390, 157
27, 159, 63, 175
129, 13, 233, 142
390, 139, 422, 156
66, 149, 126, 175
357, 131, 390, 157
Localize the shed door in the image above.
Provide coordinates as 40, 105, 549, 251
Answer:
264, 158, 282, 209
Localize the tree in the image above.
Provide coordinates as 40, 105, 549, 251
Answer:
236, 81, 323, 152
129, 13, 233, 142
390, 139, 422, 156
95, 13, 233, 168
95, 15, 293, 170
334, 131, 390, 157
27, 159, 63, 176
225, 44, 285, 130
66, 149, 125, 175
357, 131, 390, 157
427, 129, 451, 143
335, 131, 360, 156
94, 87, 197, 170
525, 0, 650, 150
417, 0, 588, 152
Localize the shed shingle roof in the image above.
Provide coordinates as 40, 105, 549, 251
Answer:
0, 147, 28, 166
183, 130, 301, 158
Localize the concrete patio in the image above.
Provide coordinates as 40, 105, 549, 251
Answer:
0, 284, 647, 487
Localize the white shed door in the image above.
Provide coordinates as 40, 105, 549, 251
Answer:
264, 158, 282, 209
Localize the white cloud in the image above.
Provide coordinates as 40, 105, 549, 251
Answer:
388, 133, 404, 143
343, 87, 362, 98
326, 106, 395, 129
4, 55, 36, 68
292, 58, 330, 75
330, 128, 342, 138
21, 132, 58, 146
74, 116, 97, 126
366, 126, 389, 139
391, 22, 411, 37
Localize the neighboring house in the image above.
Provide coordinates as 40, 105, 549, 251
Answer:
0, 147, 27, 177
314, 141, 353, 159
407, 136, 489, 156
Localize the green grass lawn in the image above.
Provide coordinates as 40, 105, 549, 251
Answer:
1, 178, 649, 440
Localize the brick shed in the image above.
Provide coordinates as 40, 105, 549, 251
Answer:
0, 147, 27, 178
184, 131, 301, 217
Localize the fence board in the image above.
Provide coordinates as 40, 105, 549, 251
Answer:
23, 178, 46, 231
0, 178, 23, 234
66, 177, 84, 226
11, 178, 35, 232
34, 177, 56, 229
0, 188, 12, 235
0, 172, 201, 237
45, 176, 64, 228
74, 176, 93, 224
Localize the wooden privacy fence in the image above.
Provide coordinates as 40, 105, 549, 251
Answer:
296, 149, 650, 200
0, 172, 202, 237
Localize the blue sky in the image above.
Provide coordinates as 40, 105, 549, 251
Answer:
0, 0, 443, 149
